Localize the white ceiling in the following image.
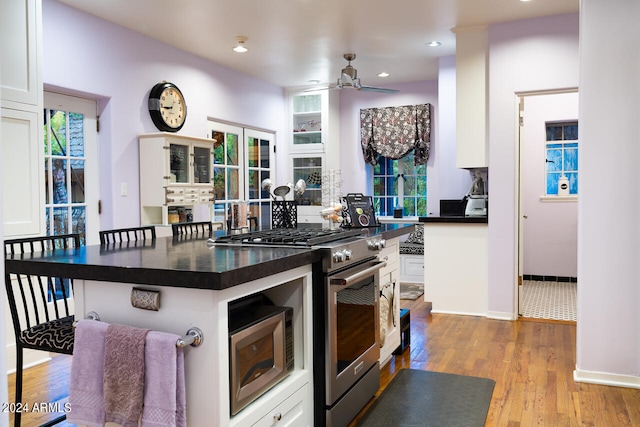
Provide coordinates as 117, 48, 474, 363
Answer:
57, 0, 579, 89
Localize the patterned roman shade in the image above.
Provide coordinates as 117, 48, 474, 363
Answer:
360, 103, 431, 165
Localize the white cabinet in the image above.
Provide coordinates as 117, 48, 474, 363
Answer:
1, 0, 44, 237
139, 133, 215, 225
251, 383, 309, 427
378, 236, 401, 366
287, 90, 339, 223
400, 254, 424, 284
455, 27, 488, 169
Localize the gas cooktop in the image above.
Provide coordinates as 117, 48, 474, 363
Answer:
213, 228, 364, 247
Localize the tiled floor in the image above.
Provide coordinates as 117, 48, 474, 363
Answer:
521, 280, 577, 321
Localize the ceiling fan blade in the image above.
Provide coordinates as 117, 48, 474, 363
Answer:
358, 85, 399, 94
303, 86, 335, 92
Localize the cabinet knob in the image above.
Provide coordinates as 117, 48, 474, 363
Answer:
274, 412, 282, 421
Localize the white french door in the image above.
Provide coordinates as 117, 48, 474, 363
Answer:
43, 92, 99, 245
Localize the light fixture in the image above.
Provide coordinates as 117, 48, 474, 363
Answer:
377, 72, 390, 78
426, 41, 442, 47
232, 36, 248, 53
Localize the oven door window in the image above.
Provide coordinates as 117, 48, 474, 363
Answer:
335, 276, 377, 375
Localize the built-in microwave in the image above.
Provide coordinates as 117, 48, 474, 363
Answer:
228, 294, 294, 416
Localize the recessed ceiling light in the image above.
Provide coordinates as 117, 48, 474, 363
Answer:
232, 36, 248, 53
377, 72, 390, 78
308, 79, 320, 84
426, 41, 442, 47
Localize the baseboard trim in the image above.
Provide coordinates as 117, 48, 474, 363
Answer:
487, 311, 517, 321
574, 368, 640, 389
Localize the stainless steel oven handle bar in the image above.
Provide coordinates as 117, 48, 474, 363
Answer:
329, 260, 387, 287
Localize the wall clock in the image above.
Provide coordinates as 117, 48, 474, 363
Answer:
148, 81, 187, 132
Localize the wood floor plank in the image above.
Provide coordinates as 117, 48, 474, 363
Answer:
6, 297, 640, 427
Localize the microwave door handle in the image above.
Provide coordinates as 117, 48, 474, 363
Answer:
330, 260, 387, 287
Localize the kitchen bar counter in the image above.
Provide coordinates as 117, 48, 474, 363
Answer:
5, 224, 413, 290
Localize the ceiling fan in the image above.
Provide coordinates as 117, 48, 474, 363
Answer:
310, 53, 399, 94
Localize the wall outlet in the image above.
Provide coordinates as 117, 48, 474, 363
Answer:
121, 182, 127, 196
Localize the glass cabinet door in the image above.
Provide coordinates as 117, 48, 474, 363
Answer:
292, 93, 322, 148
193, 145, 211, 184
169, 143, 189, 183
293, 156, 322, 206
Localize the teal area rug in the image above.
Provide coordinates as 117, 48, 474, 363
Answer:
356, 369, 495, 427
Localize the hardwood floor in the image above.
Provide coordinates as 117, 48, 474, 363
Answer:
7, 298, 640, 426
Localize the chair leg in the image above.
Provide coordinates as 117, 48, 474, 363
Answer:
14, 345, 23, 427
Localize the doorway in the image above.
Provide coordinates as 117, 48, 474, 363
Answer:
517, 90, 578, 321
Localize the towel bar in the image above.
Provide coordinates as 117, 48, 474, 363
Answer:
78, 312, 204, 348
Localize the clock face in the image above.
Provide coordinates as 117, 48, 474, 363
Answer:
148, 82, 187, 132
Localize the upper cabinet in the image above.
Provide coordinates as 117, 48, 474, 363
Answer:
139, 133, 215, 226
455, 26, 488, 169
1, 0, 44, 238
1, 0, 42, 108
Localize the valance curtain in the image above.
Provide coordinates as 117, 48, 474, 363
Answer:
360, 103, 431, 166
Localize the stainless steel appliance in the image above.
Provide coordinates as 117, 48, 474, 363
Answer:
228, 294, 294, 415
215, 228, 387, 426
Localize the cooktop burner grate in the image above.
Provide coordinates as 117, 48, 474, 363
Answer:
214, 228, 363, 246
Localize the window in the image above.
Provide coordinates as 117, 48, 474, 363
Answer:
545, 121, 578, 195
372, 152, 427, 217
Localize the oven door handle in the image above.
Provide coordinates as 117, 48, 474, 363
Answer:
329, 260, 387, 287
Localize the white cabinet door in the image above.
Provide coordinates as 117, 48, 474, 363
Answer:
0, 0, 41, 107
2, 108, 43, 237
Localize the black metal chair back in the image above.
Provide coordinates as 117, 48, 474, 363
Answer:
99, 226, 156, 244
4, 233, 81, 427
171, 221, 214, 238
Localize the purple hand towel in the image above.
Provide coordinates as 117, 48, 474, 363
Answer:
103, 323, 150, 427
67, 319, 109, 427
141, 331, 187, 427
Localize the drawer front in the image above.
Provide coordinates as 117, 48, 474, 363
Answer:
253, 383, 309, 427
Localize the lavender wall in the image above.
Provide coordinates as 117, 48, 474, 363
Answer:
487, 13, 580, 317
42, 0, 285, 231
576, 0, 640, 382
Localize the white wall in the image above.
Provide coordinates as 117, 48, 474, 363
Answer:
42, 0, 286, 231
575, 0, 640, 384
522, 92, 578, 278
487, 13, 580, 316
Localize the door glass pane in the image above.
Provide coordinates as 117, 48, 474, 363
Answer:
53, 159, 68, 204
69, 112, 85, 157
248, 169, 259, 200
53, 207, 69, 235
260, 138, 270, 168
213, 131, 225, 164
247, 137, 258, 168
214, 166, 226, 200
227, 133, 238, 166
48, 110, 67, 155
73, 206, 86, 245
227, 169, 239, 199
70, 159, 85, 203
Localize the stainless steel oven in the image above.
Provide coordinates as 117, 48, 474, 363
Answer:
322, 257, 385, 427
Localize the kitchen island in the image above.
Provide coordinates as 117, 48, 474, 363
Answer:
5, 224, 413, 426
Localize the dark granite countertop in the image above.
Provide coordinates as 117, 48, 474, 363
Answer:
419, 216, 488, 224
5, 224, 414, 291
